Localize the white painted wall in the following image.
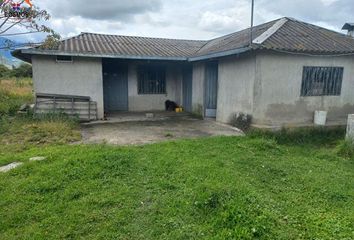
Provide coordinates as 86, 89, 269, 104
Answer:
217, 54, 255, 123
32, 55, 104, 118
191, 62, 205, 116
253, 51, 354, 126
127, 63, 183, 111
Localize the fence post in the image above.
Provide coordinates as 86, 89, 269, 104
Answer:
346, 114, 354, 142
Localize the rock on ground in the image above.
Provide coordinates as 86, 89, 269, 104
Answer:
0, 162, 23, 173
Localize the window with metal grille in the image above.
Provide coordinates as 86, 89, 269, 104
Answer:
301, 66, 343, 96
138, 65, 166, 94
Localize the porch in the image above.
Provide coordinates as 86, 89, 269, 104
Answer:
102, 59, 193, 115
81, 111, 242, 145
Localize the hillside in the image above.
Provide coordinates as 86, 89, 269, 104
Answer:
0, 37, 22, 67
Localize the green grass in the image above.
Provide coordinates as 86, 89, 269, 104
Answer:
0, 78, 33, 116
0, 78, 81, 158
0, 115, 81, 159
0, 133, 353, 239
0, 78, 353, 239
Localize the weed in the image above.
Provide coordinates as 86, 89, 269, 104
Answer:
336, 140, 354, 159
248, 126, 345, 146
231, 112, 253, 132
164, 132, 174, 138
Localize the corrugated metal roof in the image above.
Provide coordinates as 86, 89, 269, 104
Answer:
14, 17, 354, 62
262, 19, 354, 54
53, 33, 207, 58
194, 19, 278, 57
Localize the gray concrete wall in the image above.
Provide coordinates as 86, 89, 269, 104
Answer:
191, 62, 205, 116
32, 55, 104, 119
217, 54, 256, 123
127, 62, 183, 111
253, 51, 354, 126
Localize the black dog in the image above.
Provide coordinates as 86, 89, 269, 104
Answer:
165, 100, 178, 111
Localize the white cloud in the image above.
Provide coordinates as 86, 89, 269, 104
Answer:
6, 0, 353, 43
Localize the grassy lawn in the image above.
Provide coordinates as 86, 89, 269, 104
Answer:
0, 78, 81, 158
0, 79, 353, 239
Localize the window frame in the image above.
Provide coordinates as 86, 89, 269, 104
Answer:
300, 66, 344, 97
137, 65, 166, 95
56, 55, 73, 63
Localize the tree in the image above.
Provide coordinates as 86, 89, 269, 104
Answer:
0, 0, 60, 50
0, 63, 10, 77
11, 63, 32, 78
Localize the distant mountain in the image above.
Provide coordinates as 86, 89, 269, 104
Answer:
0, 37, 23, 68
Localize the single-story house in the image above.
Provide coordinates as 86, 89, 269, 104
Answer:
13, 17, 354, 127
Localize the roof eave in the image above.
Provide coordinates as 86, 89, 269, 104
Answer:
11, 49, 32, 63
18, 49, 189, 61
188, 47, 252, 62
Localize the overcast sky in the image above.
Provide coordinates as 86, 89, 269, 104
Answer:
8, 0, 354, 42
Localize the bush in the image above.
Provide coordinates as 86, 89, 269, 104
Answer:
10, 63, 32, 78
336, 140, 354, 159
0, 63, 32, 79
0, 64, 11, 78
0, 89, 31, 116
230, 112, 252, 132
248, 127, 346, 146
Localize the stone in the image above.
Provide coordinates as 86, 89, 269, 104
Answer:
19, 103, 29, 112
0, 162, 23, 173
346, 114, 354, 141
29, 156, 47, 162
146, 113, 154, 118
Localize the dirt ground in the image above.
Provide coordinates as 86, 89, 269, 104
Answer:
80, 112, 243, 145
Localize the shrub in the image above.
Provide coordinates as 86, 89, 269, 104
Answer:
0, 89, 33, 116
336, 140, 354, 159
248, 127, 345, 146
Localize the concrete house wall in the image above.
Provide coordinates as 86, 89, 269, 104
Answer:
191, 62, 205, 116
32, 55, 104, 118
253, 51, 354, 126
127, 62, 183, 111
32, 56, 185, 118
217, 54, 256, 123
31, 51, 354, 127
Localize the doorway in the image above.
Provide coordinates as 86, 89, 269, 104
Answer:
205, 61, 218, 118
103, 59, 128, 112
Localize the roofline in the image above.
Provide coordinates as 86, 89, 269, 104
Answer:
15, 47, 254, 62
19, 49, 188, 61
11, 49, 31, 63
253, 18, 288, 44
188, 47, 252, 61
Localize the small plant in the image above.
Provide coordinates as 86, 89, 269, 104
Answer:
336, 140, 354, 159
249, 127, 345, 146
231, 112, 252, 132
164, 133, 174, 138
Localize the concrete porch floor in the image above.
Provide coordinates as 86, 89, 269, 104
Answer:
81, 111, 243, 145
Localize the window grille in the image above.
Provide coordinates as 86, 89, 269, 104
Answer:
138, 65, 166, 94
301, 66, 343, 96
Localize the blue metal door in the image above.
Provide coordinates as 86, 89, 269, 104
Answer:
103, 65, 128, 112
205, 62, 218, 117
183, 66, 193, 112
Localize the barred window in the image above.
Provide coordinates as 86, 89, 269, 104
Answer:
301, 66, 343, 96
138, 65, 166, 94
